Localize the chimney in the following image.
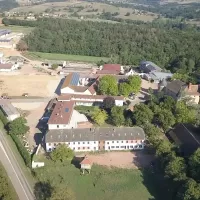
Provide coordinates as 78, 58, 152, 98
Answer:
188, 83, 192, 90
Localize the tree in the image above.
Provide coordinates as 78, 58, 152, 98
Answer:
111, 106, 125, 126
175, 101, 196, 124
125, 12, 130, 16
17, 40, 28, 51
132, 104, 154, 127
51, 144, 74, 162
128, 75, 141, 94
160, 96, 176, 111
165, 156, 187, 181
8, 117, 29, 135
91, 108, 108, 125
34, 182, 53, 200
156, 109, 175, 131
118, 82, 131, 97
177, 178, 200, 200
50, 187, 75, 200
103, 96, 115, 110
98, 75, 118, 96
189, 148, 200, 182
51, 64, 58, 70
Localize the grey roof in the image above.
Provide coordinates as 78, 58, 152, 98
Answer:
165, 80, 186, 95
149, 72, 172, 81
140, 61, 162, 71
0, 100, 19, 116
45, 127, 145, 143
160, 79, 167, 87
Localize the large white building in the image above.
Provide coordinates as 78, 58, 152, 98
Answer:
45, 127, 145, 152
57, 94, 124, 107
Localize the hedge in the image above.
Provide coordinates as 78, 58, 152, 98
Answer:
10, 133, 31, 168
0, 109, 8, 126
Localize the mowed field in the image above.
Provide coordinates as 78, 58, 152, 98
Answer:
0, 75, 60, 97
0, 25, 34, 34
34, 161, 171, 200
23, 51, 109, 63
10, 1, 157, 22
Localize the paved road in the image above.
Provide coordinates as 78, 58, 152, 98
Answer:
0, 131, 35, 200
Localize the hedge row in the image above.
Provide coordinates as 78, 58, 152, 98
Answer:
10, 133, 31, 168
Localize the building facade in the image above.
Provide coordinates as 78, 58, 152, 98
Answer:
45, 127, 145, 152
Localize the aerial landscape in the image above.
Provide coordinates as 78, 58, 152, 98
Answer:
0, 0, 200, 200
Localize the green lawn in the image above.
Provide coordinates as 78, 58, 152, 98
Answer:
34, 160, 170, 200
0, 25, 34, 34
23, 51, 110, 63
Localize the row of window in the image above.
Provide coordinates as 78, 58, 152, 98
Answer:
48, 140, 143, 146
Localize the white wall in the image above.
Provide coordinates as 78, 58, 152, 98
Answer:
46, 140, 144, 152
115, 100, 123, 106
48, 120, 77, 130
46, 141, 99, 152
61, 87, 75, 94
32, 161, 45, 168
7, 113, 20, 121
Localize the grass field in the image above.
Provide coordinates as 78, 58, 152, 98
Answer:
10, 1, 157, 22
0, 25, 34, 34
23, 51, 109, 63
34, 160, 171, 200
0, 162, 19, 200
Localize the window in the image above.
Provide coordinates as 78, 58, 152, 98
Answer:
94, 142, 96, 144
117, 141, 119, 143
88, 142, 89, 144
111, 146, 114, 148
116, 146, 119, 148
57, 125, 59, 128
48, 143, 51, 146
126, 141, 128, 143
131, 140, 133, 143
139, 145, 142, 148
94, 147, 96, 150
87, 147, 90, 149
107, 142, 109, 144
130, 146, 133, 148
83, 147, 85, 150
73, 147, 75, 150
83, 142, 85, 144
78, 147, 80, 150
112, 141, 114, 143
78, 142, 80, 144
121, 141, 123, 143
54, 143, 57, 146
73, 142, 75, 144
99, 141, 100, 144
103, 146, 104, 149
108, 147, 110, 150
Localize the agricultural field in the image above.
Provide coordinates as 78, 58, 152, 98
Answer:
10, 1, 157, 22
0, 25, 34, 34
34, 160, 171, 200
23, 51, 109, 63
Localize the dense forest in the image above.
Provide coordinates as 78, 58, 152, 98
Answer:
9, 17, 200, 75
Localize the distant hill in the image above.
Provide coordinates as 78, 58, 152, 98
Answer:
0, 0, 18, 12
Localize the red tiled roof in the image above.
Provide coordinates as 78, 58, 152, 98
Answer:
57, 94, 124, 101
97, 70, 120, 75
87, 82, 96, 95
103, 64, 121, 71
0, 63, 13, 69
80, 157, 92, 165
48, 101, 75, 124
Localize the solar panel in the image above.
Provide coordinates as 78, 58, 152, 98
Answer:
65, 108, 69, 112
70, 73, 80, 86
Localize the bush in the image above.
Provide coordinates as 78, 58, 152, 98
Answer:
0, 109, 8, 126
10, 133, 31, 167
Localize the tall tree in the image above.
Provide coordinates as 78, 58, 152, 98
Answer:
128, 75, 141, 94
103, 96, 115, 110
51, 144, 74, 162
8, 117, 29, 135
111, 106, 125, 126
91, 108, 108, 125
118, 82, 131, 97
189, 148, 200, 182
98, 75, 118, 96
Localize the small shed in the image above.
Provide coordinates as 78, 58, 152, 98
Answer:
80, 157, 92, 174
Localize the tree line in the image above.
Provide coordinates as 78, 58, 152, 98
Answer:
4, 17, 200, 75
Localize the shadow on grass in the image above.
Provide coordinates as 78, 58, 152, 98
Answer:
139, 160, 173, 200
34, 181, 53, 200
